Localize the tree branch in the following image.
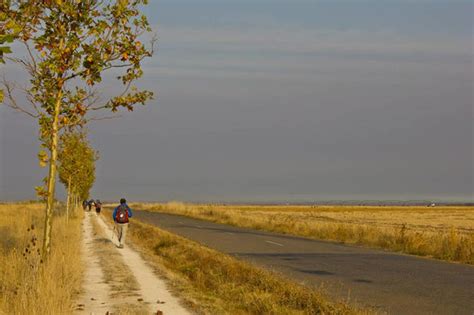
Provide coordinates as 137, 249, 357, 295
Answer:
1, 78, 40, 118
88, 113, 122, 121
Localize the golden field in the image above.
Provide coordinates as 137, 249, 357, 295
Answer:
0, 203, 82, 314
132, 202, 474, 264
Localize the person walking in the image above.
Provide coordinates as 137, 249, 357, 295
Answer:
95, 199, 102, 215
112, 198, 133, 248
88, 199, 94, 211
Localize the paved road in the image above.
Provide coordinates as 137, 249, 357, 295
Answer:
134, 211, 474, 315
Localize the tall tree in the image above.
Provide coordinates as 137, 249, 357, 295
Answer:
58, 131, 98, 219
3, 0, 154, 257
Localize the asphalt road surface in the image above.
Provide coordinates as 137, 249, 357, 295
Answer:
134, 211, 474, 315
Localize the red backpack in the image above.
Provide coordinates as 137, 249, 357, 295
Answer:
115, 205, 129, 224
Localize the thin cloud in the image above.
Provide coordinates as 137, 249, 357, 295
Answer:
155, 26, 471, 58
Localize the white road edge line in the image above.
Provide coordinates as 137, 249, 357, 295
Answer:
265, 240, 284, 247
225, 232, 235, 235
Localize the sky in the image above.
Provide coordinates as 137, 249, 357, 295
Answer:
0, 0, 473, 202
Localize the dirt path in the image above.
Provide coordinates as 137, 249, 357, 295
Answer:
75, 212, 113, 314
77, 212, 191, 314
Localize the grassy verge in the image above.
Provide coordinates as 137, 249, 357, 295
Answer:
102, 209, 365, 315
132, 202, 474, 265
0, 203, 83, 314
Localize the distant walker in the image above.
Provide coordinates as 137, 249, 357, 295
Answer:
95, 199, 102, 215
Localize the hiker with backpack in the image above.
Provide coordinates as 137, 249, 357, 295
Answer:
112, 198, 133, 248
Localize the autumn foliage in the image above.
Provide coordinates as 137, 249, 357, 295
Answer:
3, 0, 154, 256
58, 131, 98, 204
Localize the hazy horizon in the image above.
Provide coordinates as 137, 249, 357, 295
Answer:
1, 0, 473, 202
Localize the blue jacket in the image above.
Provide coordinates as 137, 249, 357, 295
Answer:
113, 203, 133, 222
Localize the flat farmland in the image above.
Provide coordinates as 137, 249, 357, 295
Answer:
132, 202, 474, 264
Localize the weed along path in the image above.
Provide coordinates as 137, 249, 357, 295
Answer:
134, 211, 474, 315
77, 212, 191, 314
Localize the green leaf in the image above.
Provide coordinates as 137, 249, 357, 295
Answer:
0, 46, 12, 54
0, 35, 14, 44
38, 150, 49, 168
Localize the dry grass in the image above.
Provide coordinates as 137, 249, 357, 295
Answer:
101, 209, 366, 315
0, 203, 83, 314
133, 202, 474, 264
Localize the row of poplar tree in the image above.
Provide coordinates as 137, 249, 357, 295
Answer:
1, 0, 154, 258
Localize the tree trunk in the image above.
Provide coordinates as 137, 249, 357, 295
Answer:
74, 190, 78, 213
72, 189, 76, 214
42, 89, 63, 259
66, 176, 71, 224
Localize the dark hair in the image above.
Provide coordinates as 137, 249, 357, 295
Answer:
120, 198, 126, 204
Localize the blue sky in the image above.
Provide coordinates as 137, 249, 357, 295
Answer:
1, 0, 472, 201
